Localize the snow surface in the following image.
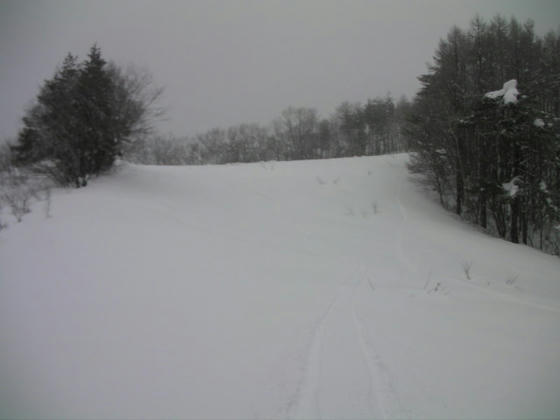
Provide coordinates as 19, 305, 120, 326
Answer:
485, 79, 519, 104
1, 154, 560, 419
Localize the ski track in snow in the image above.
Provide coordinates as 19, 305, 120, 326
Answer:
289, 266, 406, 420
288, 286, 340, 420
352, 272, 410, 420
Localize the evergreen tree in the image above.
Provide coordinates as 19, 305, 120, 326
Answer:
74, 45, 116, 181
12, 45, 162, 187
408, 15, 560, 253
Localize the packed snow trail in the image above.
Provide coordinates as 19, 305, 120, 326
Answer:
289, 266, 408, 420
1, 154, 560, 419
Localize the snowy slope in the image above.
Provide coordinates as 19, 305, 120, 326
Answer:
1, 154, 559, 419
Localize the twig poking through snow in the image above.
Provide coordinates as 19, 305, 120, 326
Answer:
506, 274, 519, 286
462, 261, 473, 280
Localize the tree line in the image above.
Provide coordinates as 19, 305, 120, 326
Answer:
126, 96, 411, 165
7, 44, 410, 173
407, 15, 560, 253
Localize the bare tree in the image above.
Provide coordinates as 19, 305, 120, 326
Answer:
108, 62, 165, 156
273, 107, 319, 160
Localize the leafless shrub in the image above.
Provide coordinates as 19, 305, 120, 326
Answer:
0, 203, 6, 230
462, 260, 473, 280
344, 205, 355, 216
1, 170, 33, 222
0, 150, 54, 225
44, 186, 52, 218
505, 274, 518, 286
424, 269, 432, 290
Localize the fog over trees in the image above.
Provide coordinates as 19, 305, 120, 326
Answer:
126, 97, 410, 166
1, 13, 559, 254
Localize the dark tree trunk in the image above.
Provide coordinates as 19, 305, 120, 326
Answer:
492, 202, 507, 238
521, 210, 528, 245
510, 141, 521, 244
510, 197, 520, 243
456, 166, 463, 215
454, 132, 464, 216
479, 194, 487, 229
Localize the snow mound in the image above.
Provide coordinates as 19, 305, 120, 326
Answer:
485, 79, 519, 104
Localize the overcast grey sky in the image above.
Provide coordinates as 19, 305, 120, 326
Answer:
1, 0, 559, 139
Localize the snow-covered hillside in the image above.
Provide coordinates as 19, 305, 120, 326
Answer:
1, 154, 559, 419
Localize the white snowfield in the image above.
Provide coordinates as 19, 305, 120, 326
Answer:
1, 154, 559, 419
